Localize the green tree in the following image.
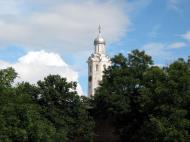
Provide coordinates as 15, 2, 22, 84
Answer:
0, 69, 94, 142
0, 67, 17, 88
33, 75, 94, 142
0, 68, 56, 142
94, 50, 190, 142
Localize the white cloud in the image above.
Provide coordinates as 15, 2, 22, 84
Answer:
141, 43, 171, 59
141, 41, 188, 63
0, 50, 83, 95
181, 31, 190, 41
18, 51, 67, 66
0, 0, 130, 52
169, 42, 186, 48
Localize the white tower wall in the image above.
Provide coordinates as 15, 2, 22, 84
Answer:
88, 26, 111, 97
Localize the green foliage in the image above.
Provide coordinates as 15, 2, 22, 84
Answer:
94, 50, 190, 142
0, 70, 94, 142
2, 49, 190, 142
34, 75, 94, 141
0, 88, 56, 142
0, 67, 17, 88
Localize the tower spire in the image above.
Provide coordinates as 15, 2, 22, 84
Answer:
94, 25, 105, 46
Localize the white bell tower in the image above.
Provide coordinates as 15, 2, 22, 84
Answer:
87, 25, 111, 97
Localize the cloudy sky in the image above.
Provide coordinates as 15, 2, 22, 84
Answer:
0, 0, 190, 95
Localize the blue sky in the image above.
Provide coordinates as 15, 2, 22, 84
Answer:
0, 0, 190, 95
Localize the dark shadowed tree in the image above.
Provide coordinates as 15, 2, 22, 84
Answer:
0, 68, 56, 142
0, 68, 94, 142
94, 50, 190, 142
31, 75, 94, 141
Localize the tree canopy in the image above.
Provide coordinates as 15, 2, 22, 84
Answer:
94, 50, 190, 142
1, 49, 190, 142
0, 69, 94, 142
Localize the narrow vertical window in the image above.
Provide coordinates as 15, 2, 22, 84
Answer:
89, 76, 92, 82
96, 64, 99, 71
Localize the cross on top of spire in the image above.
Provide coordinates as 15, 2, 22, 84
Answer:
98, 24, 101, 34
